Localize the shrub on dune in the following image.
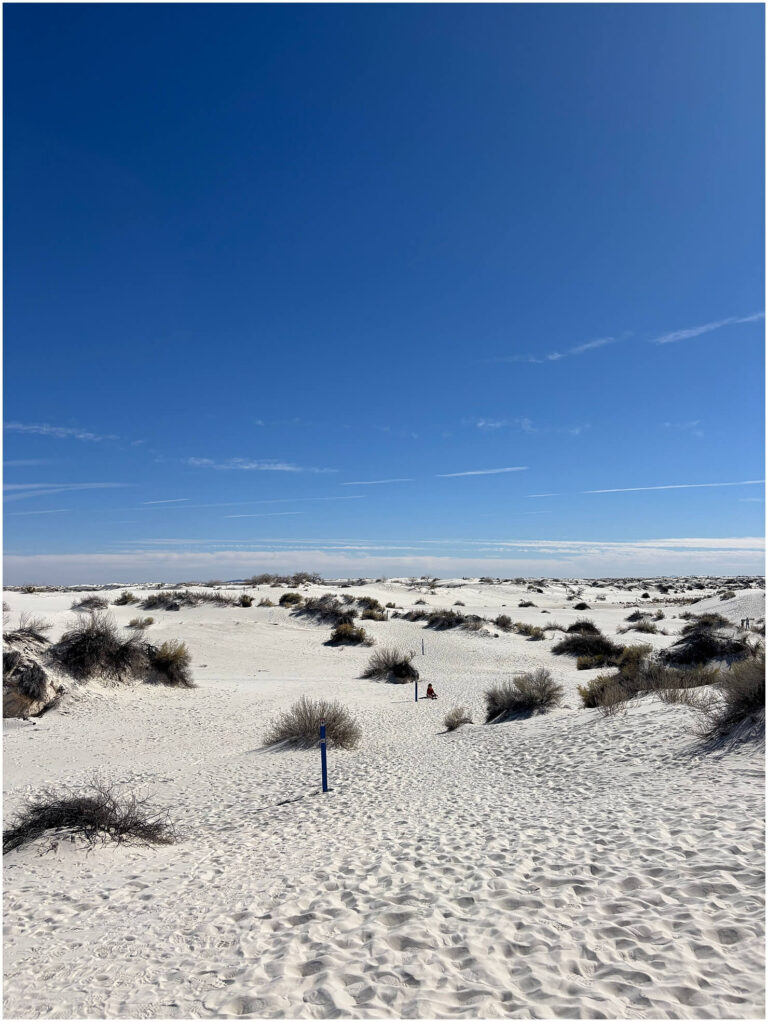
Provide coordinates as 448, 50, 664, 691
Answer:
263, 696, 361, 749
485, 669, 563, 722
494, 614, 513, 632
113, 591, 138, 606
552, 629, 622, 662
238, 594, 254, 607
662, 625, 751, 667
71, 595, 109, 612
327, 623, 374, 646
3, 777, 176, 853
444, 706, 473, 731
279, 592, 303, 607
361, 609, 386, 621
573, 602, 590, 611
518, 600, 536, 608
362, 646, 419, 682
258, 597, 275, 607
294, 595, 356, 625
52, 612, 147, 681
127, 616, 154, 630
513, 622, 545, 640
148, 641, 194, 687
696, 654, 765, 743
5, 613, 52, 643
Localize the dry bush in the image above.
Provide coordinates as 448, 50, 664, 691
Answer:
518, 600, 536, 608
494, 614, 513, 631
127, 616, 154, 631
385, 602, 396, 609
619, 620, 660, 634
542, 621, 567, 632
681, 613, 730, 633
148, 641, 194, 687
357, 596, 383, 612
3, 777, 176, 853
362, 647, 418, 681
553, 630, 622, 662
258, 597, 275, 607
485, 669, 563, 722
113, 591, 138, 606
141, 589, 235, 610
294, 595, 356, 626
625, 609, 650, 622
513, 622, 545, 640
279, 592, 304, 607
327, 623, 374, 646
71, 595, 109, 612
444, 706, 473, 731
238, 594, 254, 607
566, 619, 600, 634
696, 654, 765, 743
6, 613, 53, 643
662, 627, 751, 667
52, 612, 147, 681
263, 696, 361, 749
361, 609, 386, 621
453, 600, 465, 607
573, 602, 590, 611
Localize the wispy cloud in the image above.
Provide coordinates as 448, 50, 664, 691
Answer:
585, 479, 764, 494
185, 457, 334, 473
341, 478, 414, 486
663, 420, 704, 438
489, 336, 617, 365
4, 422, 118, 442
436, 466, 528, 478
472, 417, 588, 437
142, 498, 189, 505
3, 482, 133, 502
224, 512, 305, 519
4, 459, 52, 467
651, 312, 764, 345
6, 508, 68, 516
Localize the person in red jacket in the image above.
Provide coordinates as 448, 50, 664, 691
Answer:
426, 684, 437, 700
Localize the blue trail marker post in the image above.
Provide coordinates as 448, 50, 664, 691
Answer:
422, 638, 425, 655
414, 678, 419, 702
320, 720, 328, 793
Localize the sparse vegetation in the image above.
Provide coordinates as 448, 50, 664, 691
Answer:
518, 600, 536, 608
573, 602, 590, 611
444, 706, 473, 731
263, 696, 361, 749
258, 597, 275, 607
696, 654, 765, 743
113, 591, 138, 606
238, 594, 254, 607
141, 589, 235, 610
279, 592, 304, 607
247, 572, 322, 587
513, 622, 545, 640
71, 595, 109, 612
327, 623, 374, 646
148, 641, 194, 687
494, 614, 513, 632
3, 777, 176, 853
127, 617, 154, 630
553, 627, 623, 663
52, 612, 146, 681
662, 617, 752, 666
293, 595, 356, 626
485, 669, 563, 722
5, 613, 53, 643
362, 646, 419, 682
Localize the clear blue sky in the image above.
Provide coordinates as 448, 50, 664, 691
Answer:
4, 3, 765, 583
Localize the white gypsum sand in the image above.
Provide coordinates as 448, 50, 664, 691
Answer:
3, 578, 765, 1019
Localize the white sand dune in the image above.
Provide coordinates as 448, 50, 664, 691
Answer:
3, 579, 765, 1018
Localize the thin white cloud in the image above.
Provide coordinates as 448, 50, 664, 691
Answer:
6, 508, 68, 516
341, 478, 414, 486
472, 417, 588, 436
585, 479, 764, 494
185, 457, 334, 473
489, 336, 617, 365
3, 483, 133, 502
224, 512, 305, 519
437, 467, 528, 478
4, 422, 118, 442
652, 312, 764, 345
142, 498, 190, 505
4, 459, 52, 467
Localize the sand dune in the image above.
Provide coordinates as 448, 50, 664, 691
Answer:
3, 579, 764, 1018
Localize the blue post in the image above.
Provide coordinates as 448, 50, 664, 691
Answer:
320, 720, 328, 793
422, 637, 425, 655
415, 679, 418, 702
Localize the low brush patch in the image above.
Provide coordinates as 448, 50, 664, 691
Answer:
263, 696, 361, 749
485, 669, 563, 722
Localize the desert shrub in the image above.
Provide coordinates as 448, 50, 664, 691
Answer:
573, 602, 590, 611
542, 621, 567, 632
3, 645, 54, 703
425, 608, 482, 630
662, 628, 751, 667
19, 585, 38, 594
619, 620, 659, 634
625, 610, 649, 622
357, 596, 383, 612
113, 591, 138, 606
513, 622, 545, 640
553, 629, 622, 662
641, 592, 650, 599
578, 674, 624, 710
148, 641, 194, 687
750, 619, 766, 636
361, 609, 386, 621
52, 613, 147, 681
327, 623, 373, 646
719, 590, 737, 601
6, 613, 52, 643
398, 609, 429, 622
681, 613, 730, 634
279, 592, 303, 607
294, 595, 356, 626
444, 706, 473, 731
518, 600, 536, 608
453, 600, 465, 607
385, 602, 396, 609
141, 589, 234, 610
71, 595, 109, 612
127, 616, 154, 630
247, 572, 322, 586
654, 610, 665, 620
362, 646, 419, 682
258, 597, 275, 607
566, 619, 600, 634
494, 614, 513, 631
414, 599, 427, 605
263, 696, 361, 749
697, 654, 765, 742
238, 594, 254, 607
3, 777, 176, 853
485, 669, 563, 722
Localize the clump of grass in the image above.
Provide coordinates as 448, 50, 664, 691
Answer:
385, 602, 396, 609
263, 696, 361, 749
238, 594, 254, 607
127, 616, 154, 630
148, 641, 194, 687
113, 591, 138, 606
485, 669, 563, 722
625, 609, 649, 622
682, 612, 730, 633
662, 620, 751, 666
361, 609, 386, 621
518, 600, 536, 609
494, 614, 513, 632
566, 619, 600, 634
5, 613, 53, 643
697, 654, 765, 743
294, 595, 357, 626
279, 592, 304, 607
453, 600, 465, 607
513, 622, 545, 640
414, 599, 427, 605
52, 612, 147, 681
141, 590, 235, 610
71, 595, 109, 612
619, 620, 660, 634
357, 596, 383, 612
444, 706, 473, 731
327, 623, 374, 646
573, 602, 590, 611
362, 646, 419, 681
258, 597, 275, 607
553, 629, 622, 662
3, 777, 176, 853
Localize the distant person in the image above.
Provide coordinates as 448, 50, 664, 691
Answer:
426, 684, 437, 700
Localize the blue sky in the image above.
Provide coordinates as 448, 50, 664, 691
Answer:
4, 3, 765, 583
